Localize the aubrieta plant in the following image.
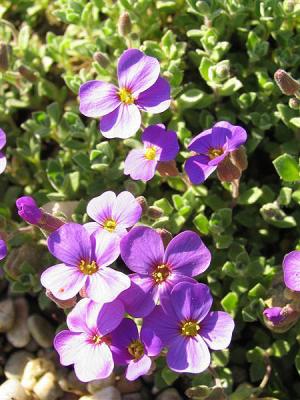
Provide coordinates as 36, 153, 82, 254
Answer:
3, 1, 300, 399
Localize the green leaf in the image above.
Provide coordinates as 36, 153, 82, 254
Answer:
273, 153, 300, 181
221, 292, 238, 314
199, 57, 213, 81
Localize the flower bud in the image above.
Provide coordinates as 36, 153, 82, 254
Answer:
93, 51, 110, 68
283, 0, 295, 12
156, 228, 172, 248
157, 160, 179, 177
289, 97, 300, 110
263, 304, 300, 333
148, 206, 164, 219
217, 156, 241, 182
230, 146, 248, 171
136, 196, 148, 214
118, 12, 131, 36
274, 69, 300, 96
215, 61, 230, 80
0, 43, 9, 72
18, 66, 37, 82
16, 196, 42, 224
46, 290, 77, 309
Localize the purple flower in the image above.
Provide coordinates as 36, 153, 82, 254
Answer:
79, 49, 171, 139
111, 318, 162, 381
0, 128, 7, 174
16, 196, 42, 224
143, 282, 234, 374
84, 191, 142, 251
283, 250, 300, 291
54, 298, 124, 382
185, 121, 247, 184
0, 239, 7, 260
124, 124, 179, 181
263, 307, 285, 325
41, 223, 130, 302
119, 226, 211, 317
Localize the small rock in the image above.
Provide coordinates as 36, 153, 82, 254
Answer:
4, 351, 33, 380
123, 394, 143, 400
79, 386, 121, 400
7, 298, 31, 348
33, 371, 63, 400
0, 378, 29, 400
25, 339, 39, 352
87, 373, 115, 394
0, 299, 15, 332
116, 375, 142, 394
58, 370, 86, 395
156, 388, 182, 400
27, 314, 55, 348
21, 357, 55, 390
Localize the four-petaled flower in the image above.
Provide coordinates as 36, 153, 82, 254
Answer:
283, 250, 300, 292
79, 49, 171, 139
84, 191, 142, 253
41, 223, 130, 303
111, 318, 162, 381
185, 121, 247, 184
124, 124, 179, 181
54, 298, 124, 382
143, 282, 234, 373
119, 226, 211, 317
0, 128, 7, 174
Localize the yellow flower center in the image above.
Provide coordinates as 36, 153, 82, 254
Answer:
180, 321, 200, 337
119, 88, 135, 104
152, 264, 170, 284
91, 334, 111, 346
128, 340, 145, 360
79, 260, 98, 275
145, 147, 157, 160
92, 334, 102, 345
208, 148, 224, 160
103, 218, 117, 232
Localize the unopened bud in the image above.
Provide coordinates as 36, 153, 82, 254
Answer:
156, 228, 172, 248
148, 206, 164, 219
263, 304, 300, 333
118, 12, 131, 36
136, 196, 148, 214
289, 97, 300, 110
230, 146, 248, 171
215, 62, 230, 80
93, 51, 110, 68
157, 160, 179, 177
274, 69, 300, 96
217, 156, 241, 182
283, 0, 295, 12
46, 290, 77, 309
18, 66, 37, 82
0, 43, 9, 72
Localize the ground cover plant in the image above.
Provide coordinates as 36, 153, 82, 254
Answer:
1, 1, 300, 399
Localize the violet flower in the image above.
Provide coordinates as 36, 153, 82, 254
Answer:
119, 226, 211, 317
79, 49, 171, 139
0, 128, 7, 174
0, 239, 7, 260
124, 124, 179, 181
16, 196, 42, 224
41, 223, 130, 302
143, 282, 234, 374
263, 307, 285, 325
84, 191, 142, 251
54, 298, 124, 382
283, 250, 300, 291
185, 121, 247, 184
111, 318, 162, 381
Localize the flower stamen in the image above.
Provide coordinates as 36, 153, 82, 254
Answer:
180, 320, 200, 337
208, 148, 224, 160
103, 218, 117, 232
145, 147, 157, 160
119, 88, 135, 104
128, 340, 145, 360
79, 260, 98, 275
152, 264, 170, 284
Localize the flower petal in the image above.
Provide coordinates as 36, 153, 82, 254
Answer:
41, 263, 86, 300
79, 80, 120, 117
118, 274, 156, 318
96, 299, 125, 335
0, 239, 7, 260
140, 326, 164, 356
112, 191, 142, 228
211, 122, 232, 149
47, 223, 91, 266
93, 232, 120, 267
167, 335, 210, 373
87, 191, 116, 224
214, 121, 247, 151
0, 152, 7, 174
74, 342, 114, 382
126, 355, 152, 381
124, 149, 157, 181
142, 125, 179, 162
188, 129, 212, 153
120, 226, 164, 274
283, 250, 300, 291
67, 298, 90, 333
118, 49, 160, 95
84, 222, 101, 235
85, 268, 130, 303
164, 231, 211, 276
111, 318, 139, 364
185, 155, 216, 184
168, 282, 213, 322
0, 128, 6, 149
100, 103, 141, 139
136, 77, 171, 113
54, 330, 87, 366
201, 311, 234, 350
